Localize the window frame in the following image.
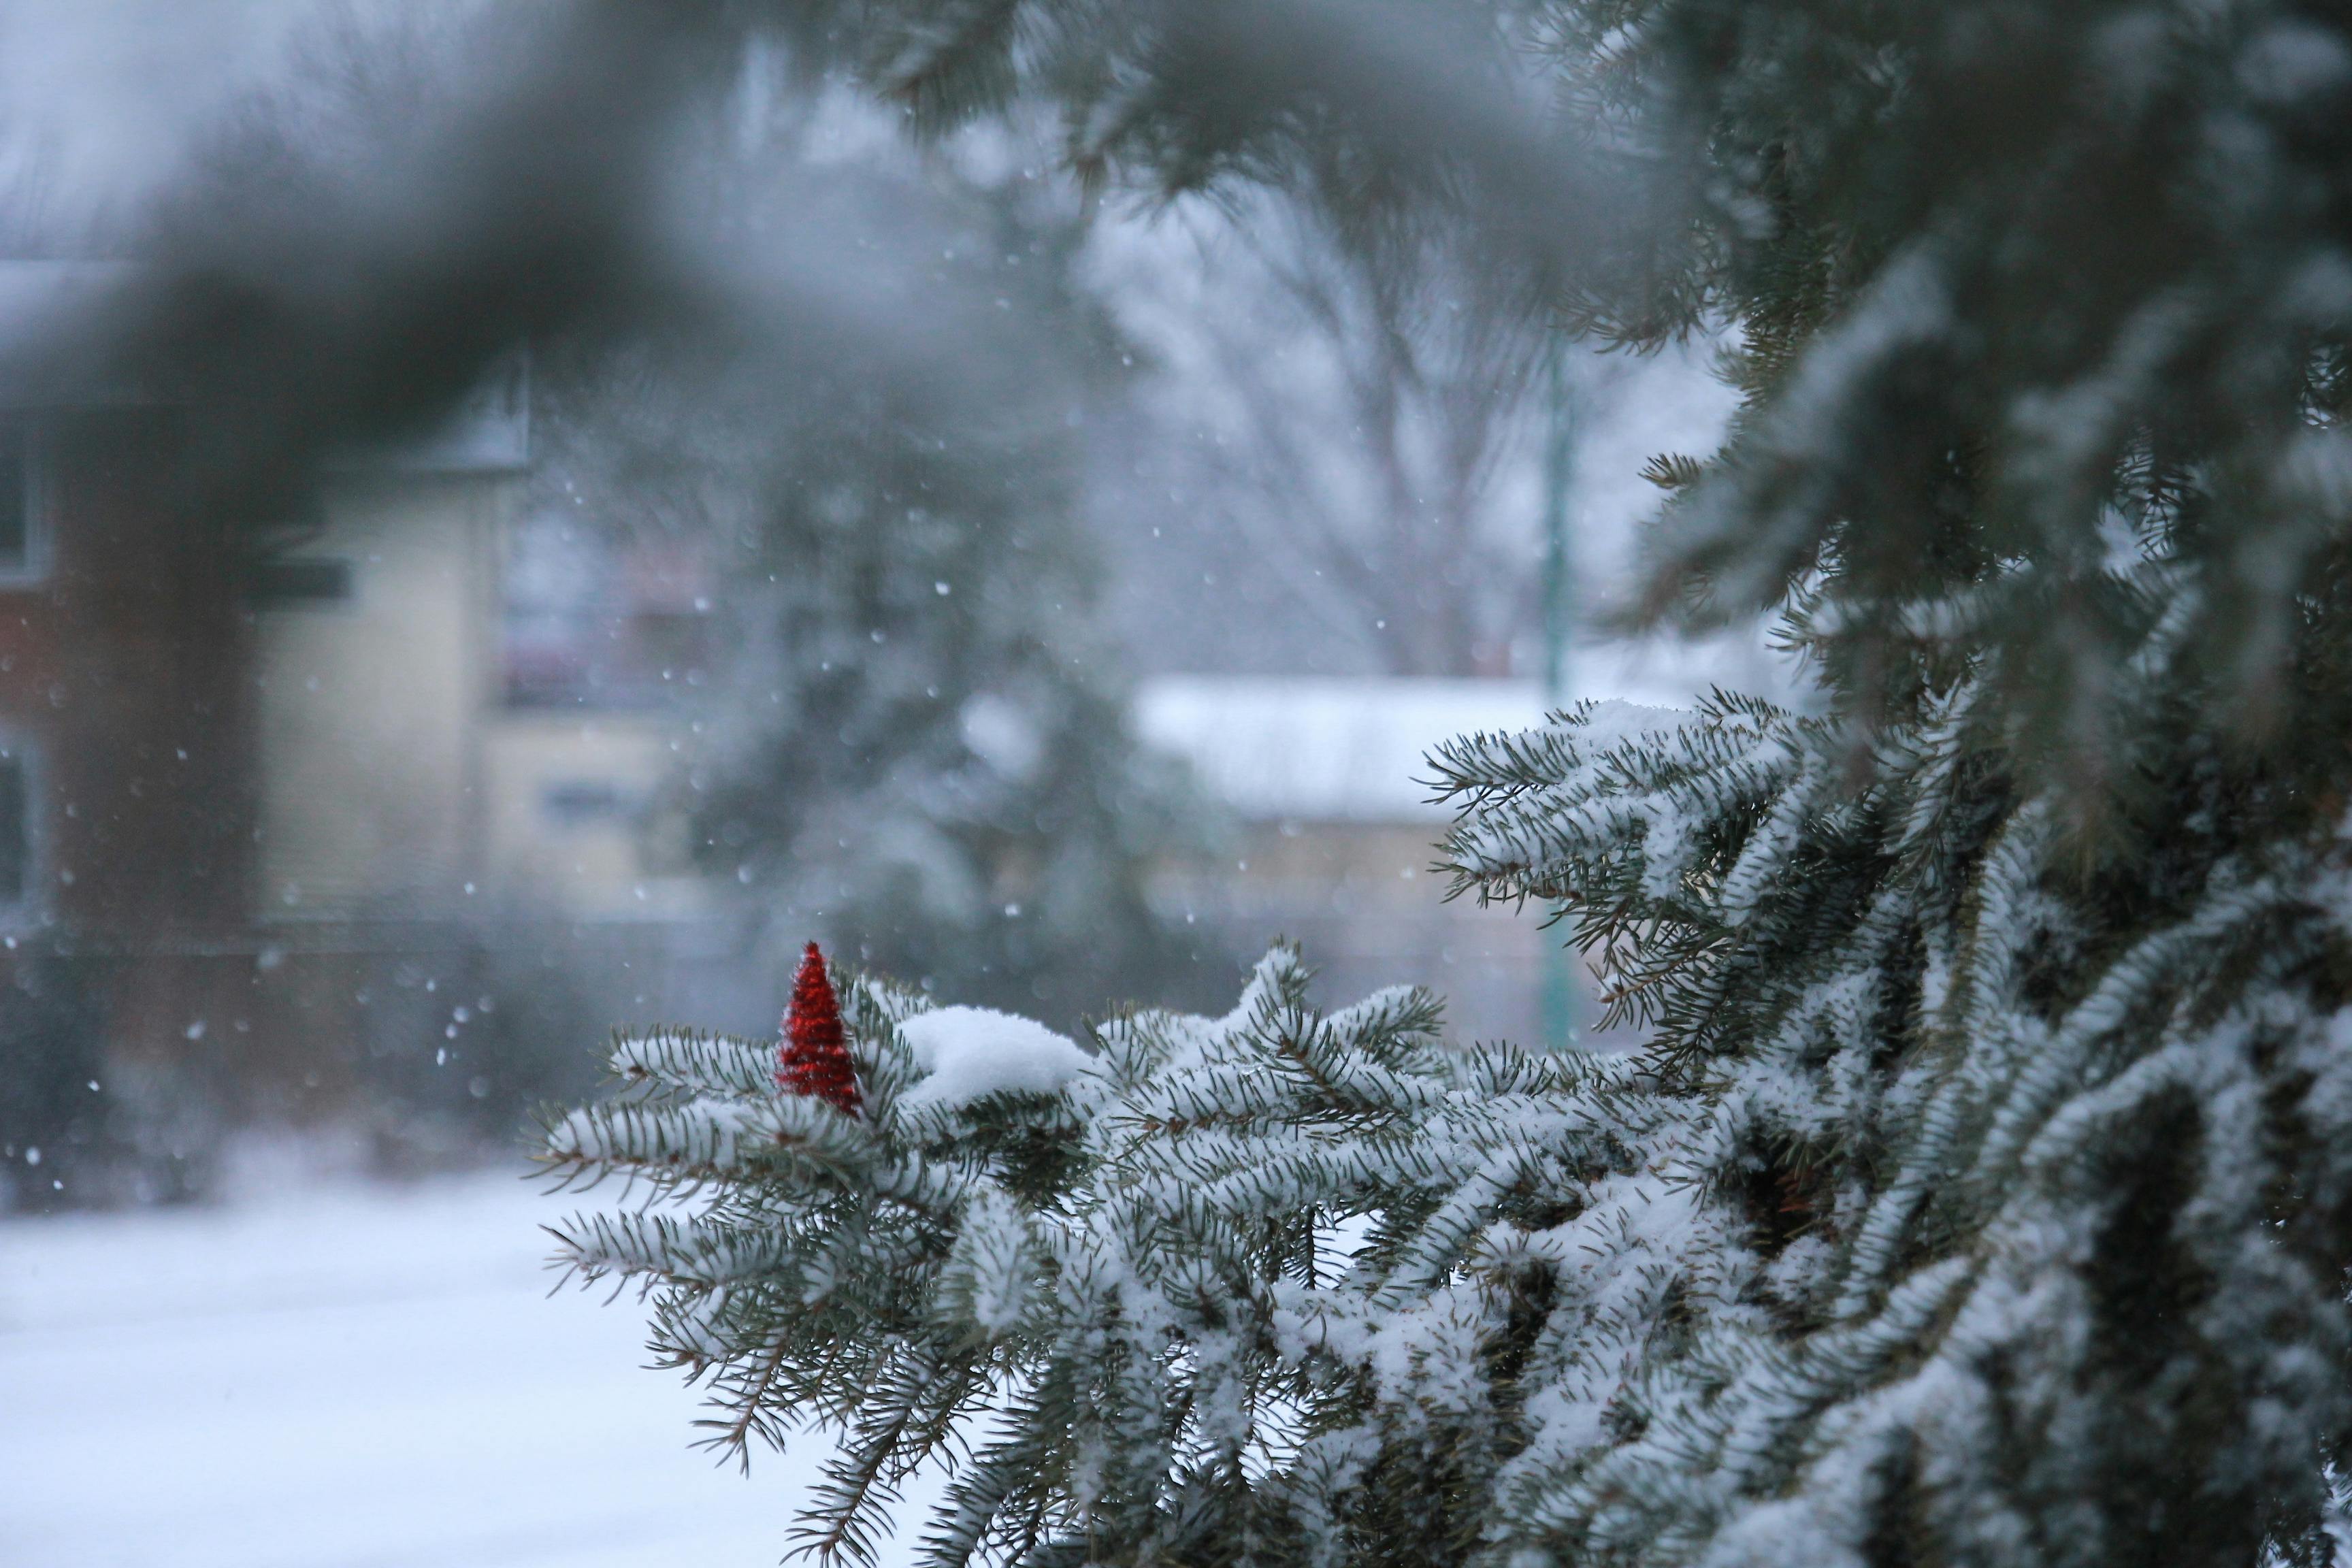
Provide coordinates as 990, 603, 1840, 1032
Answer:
0, 732, 48, 926
0, 421, 54, 587
248, 555, 357, 609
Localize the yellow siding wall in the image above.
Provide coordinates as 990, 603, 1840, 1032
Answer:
253, 474, 503, 921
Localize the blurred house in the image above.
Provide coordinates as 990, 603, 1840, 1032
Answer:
242, 355, 770, 1128
251, 367, 717, 932
1135, 676, 1582, 1047
0, 267, 753, 1197
0, 260, 1603, 1205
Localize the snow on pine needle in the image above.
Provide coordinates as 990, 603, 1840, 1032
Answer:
1428, 692, 2352, 1567
543, 694, 2352, 1568
540, 940, 1668, 1568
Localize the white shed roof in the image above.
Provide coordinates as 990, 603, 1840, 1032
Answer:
1134, 676, 1552, 823
1132, 629, 1812, 823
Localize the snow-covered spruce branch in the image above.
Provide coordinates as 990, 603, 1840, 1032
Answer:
1431, 696, 2352, 1566
542, 941, 1663, 1567
546, 698, 2352, 1567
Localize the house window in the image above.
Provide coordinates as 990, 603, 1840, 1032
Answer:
542, 779, 642, 826
0, 423, 45, 582
0, 747, 31, 906
248, 557, 354, 606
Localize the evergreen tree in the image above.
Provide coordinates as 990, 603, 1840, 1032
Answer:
544, 694, 2352, 1568
525, 92, 1215, 1027
521, 3, 2352, 1565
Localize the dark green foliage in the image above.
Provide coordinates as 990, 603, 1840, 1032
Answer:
551, 686, 2352, 1567
546, 949, 1671, 1568
0, 958, 137, 1210
531, 3, 2352, 1565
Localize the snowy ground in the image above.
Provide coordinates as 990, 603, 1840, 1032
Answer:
1, 1166, 917, 1568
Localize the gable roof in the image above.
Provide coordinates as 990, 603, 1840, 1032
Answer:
1135, 676, 1552, 823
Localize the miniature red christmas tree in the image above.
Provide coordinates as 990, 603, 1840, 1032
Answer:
777, 941, 860, 1114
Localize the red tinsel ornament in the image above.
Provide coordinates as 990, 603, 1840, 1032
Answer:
777, 941, 860, 1114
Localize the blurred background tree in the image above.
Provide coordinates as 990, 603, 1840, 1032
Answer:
527, 84, 1221, 1026
1087, 186, 1554, 678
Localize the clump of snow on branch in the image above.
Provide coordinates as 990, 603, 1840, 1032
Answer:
894, 1006, 1090, 1109
542, 691, 2352, 1567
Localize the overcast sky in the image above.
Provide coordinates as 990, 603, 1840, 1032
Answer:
0, 0, 318, 227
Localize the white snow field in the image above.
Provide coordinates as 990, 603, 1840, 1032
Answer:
0, 1166, 926, 1568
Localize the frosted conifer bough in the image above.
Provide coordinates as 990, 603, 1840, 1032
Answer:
541, 939, 1659, 1567
544, 691, 2352, 1567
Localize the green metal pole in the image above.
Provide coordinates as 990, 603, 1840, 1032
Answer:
1539, 342, 1580, 1050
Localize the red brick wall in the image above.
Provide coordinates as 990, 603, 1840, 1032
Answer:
0, 410, 257, 945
